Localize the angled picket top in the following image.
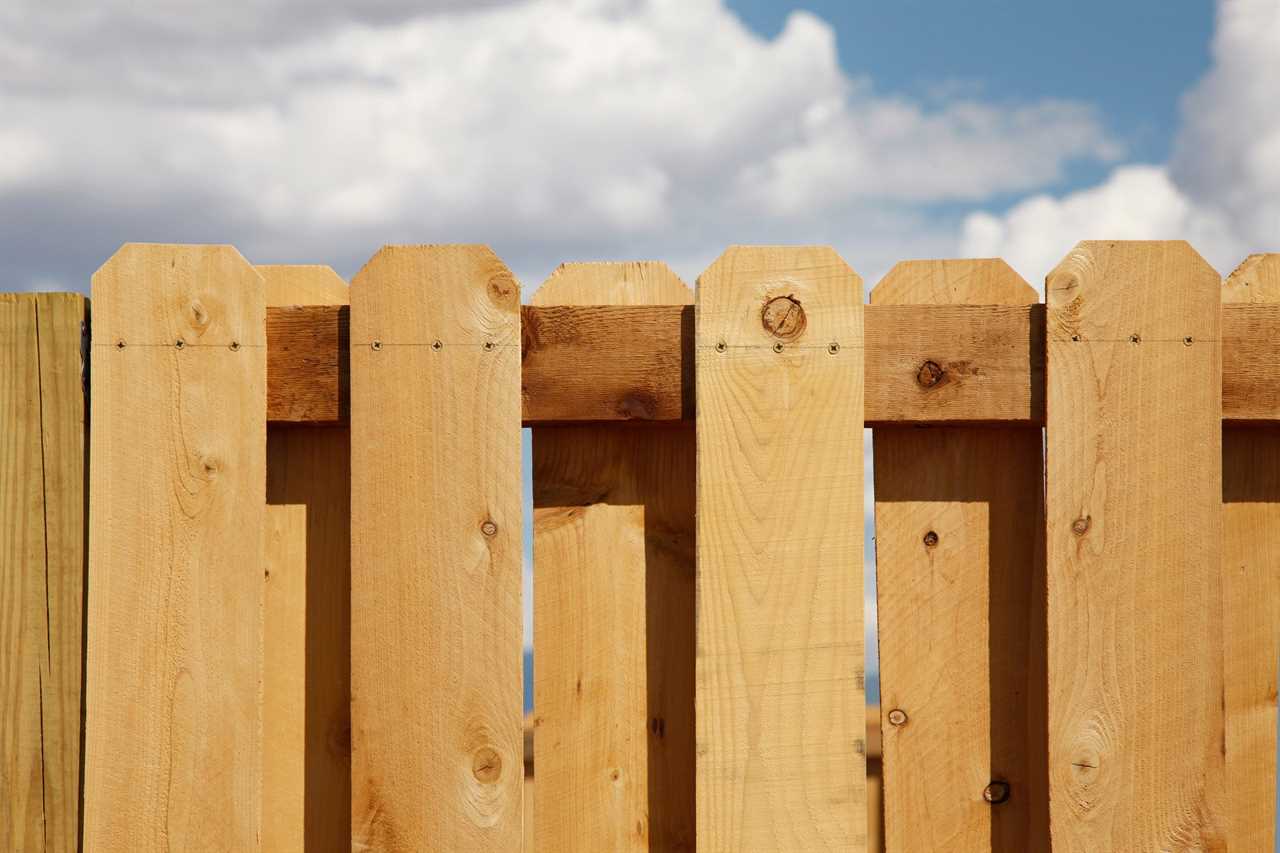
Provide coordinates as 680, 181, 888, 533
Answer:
872, 259, 1047, 853
4, 238, 1280, 852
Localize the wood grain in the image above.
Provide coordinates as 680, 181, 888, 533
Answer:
531, 261, 696, 852
85, 244, 265, 850
871, 260, 1047, 853
1, 294, 51, 850
1045, 241, 1226, 850
262, 263, 352, 851
266, 302, 1280, 425
350, 245, 523, 851
264, 503, 307, 852
1221, 252, 1280, 850
695, 246, 866, 851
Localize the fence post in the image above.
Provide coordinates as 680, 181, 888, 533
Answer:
1221, 252, 1280, 850
349, 245, 523, 850
1044, 241, 1226, 849
261, 265, 352, 849
871, 259, 1047, 852
695, 246, 867, 851
530, 262, 696, 851
84, 244, 266, 849
1, 292, 87, 853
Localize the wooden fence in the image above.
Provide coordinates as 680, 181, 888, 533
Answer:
1, 240, 1277, 851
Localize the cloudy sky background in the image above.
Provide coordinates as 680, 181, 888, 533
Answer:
5, 0, 1275, 703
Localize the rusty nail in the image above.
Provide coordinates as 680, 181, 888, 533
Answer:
828, 342, 840, 355
1071, 516, 1090, 536
371, 340, 383, 351
923, 530, 939, 548
916, 360, 944, 388
431, 340, 443, 351
983, 781, 1011, 804
481, 520, 498, 537
887, 708, 908, 727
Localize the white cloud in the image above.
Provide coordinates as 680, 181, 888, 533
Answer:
0, 0, 1115, 291
962, 0, 1278, 285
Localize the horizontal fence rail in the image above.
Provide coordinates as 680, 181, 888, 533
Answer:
1, 241, 1277, 852
267, 301, 1280, 426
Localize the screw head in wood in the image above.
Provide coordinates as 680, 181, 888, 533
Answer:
371, 340, 382, 351
715, 341, 727, 353
772, 342, 784, 354
916, 360, 944, 388
174, 339, 185, 349
1183, 336, 1193, 346
115, 339, 126, 349
481, 520, 498, 537
1071, 334, 1081, 342
483, 341, 495, 352
431, 340, 443, 351
983, 781, 1011, 804
1128, 333, 1141, 344
828, 342, 840, 355
923, 530, 939, 548
761, 294, 806, 341
887, 708, 908, 727
229, 341, 240, 351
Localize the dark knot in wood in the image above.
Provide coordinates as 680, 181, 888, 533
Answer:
761, 295, 806, 341
916, 360, 945, 388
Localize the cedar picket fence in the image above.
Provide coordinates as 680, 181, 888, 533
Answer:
1, 241, 1276, 851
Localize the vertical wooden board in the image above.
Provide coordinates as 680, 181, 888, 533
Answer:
261, 263, 352, 850
35, 293, 88, 853
0, 295, 48, 850
533, 504, 648, 847
85, 244, 266, 851
1045, 241, 1225, 850
870, 260, 1046, 853
696, 246, 866, 851
531, 261, 696, 853
264, 504, 307, 852
350, 245, 522, 850
1221, 252, 1280, 851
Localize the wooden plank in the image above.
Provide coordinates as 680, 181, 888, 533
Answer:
350, 245, 523, 850
1045, 240, 1226, 850
34, 293, 88, 853
0, 294, 49, 850
264, 503, 307, 852
267, 301, 1280, 426
872, 260, 1046, 853
261, 263, 352, 851
84, 244, 266, 850
695, 246, 866, 851
531, 261, 696, 852
1221, 252, 1280, 850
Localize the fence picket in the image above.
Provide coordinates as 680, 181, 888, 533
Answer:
85, 244, 266, 850
871, 260, 1047, 852
695, 246, 867, 851
1045, 241, 1226, 849
531, 262, 696, 852
1221, 252, 1280, 850
261, 264, 352, 849
350, 245, 523, 850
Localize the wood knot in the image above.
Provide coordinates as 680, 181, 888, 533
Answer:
916, 360, 945, 388
471, 747, 502, 783
488, 272, 517, 303
1071, 516, 1091, 536
761, 295, 806, 341
189, 301, 210, 331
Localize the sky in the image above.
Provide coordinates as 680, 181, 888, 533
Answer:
5, 0, 1275, 742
